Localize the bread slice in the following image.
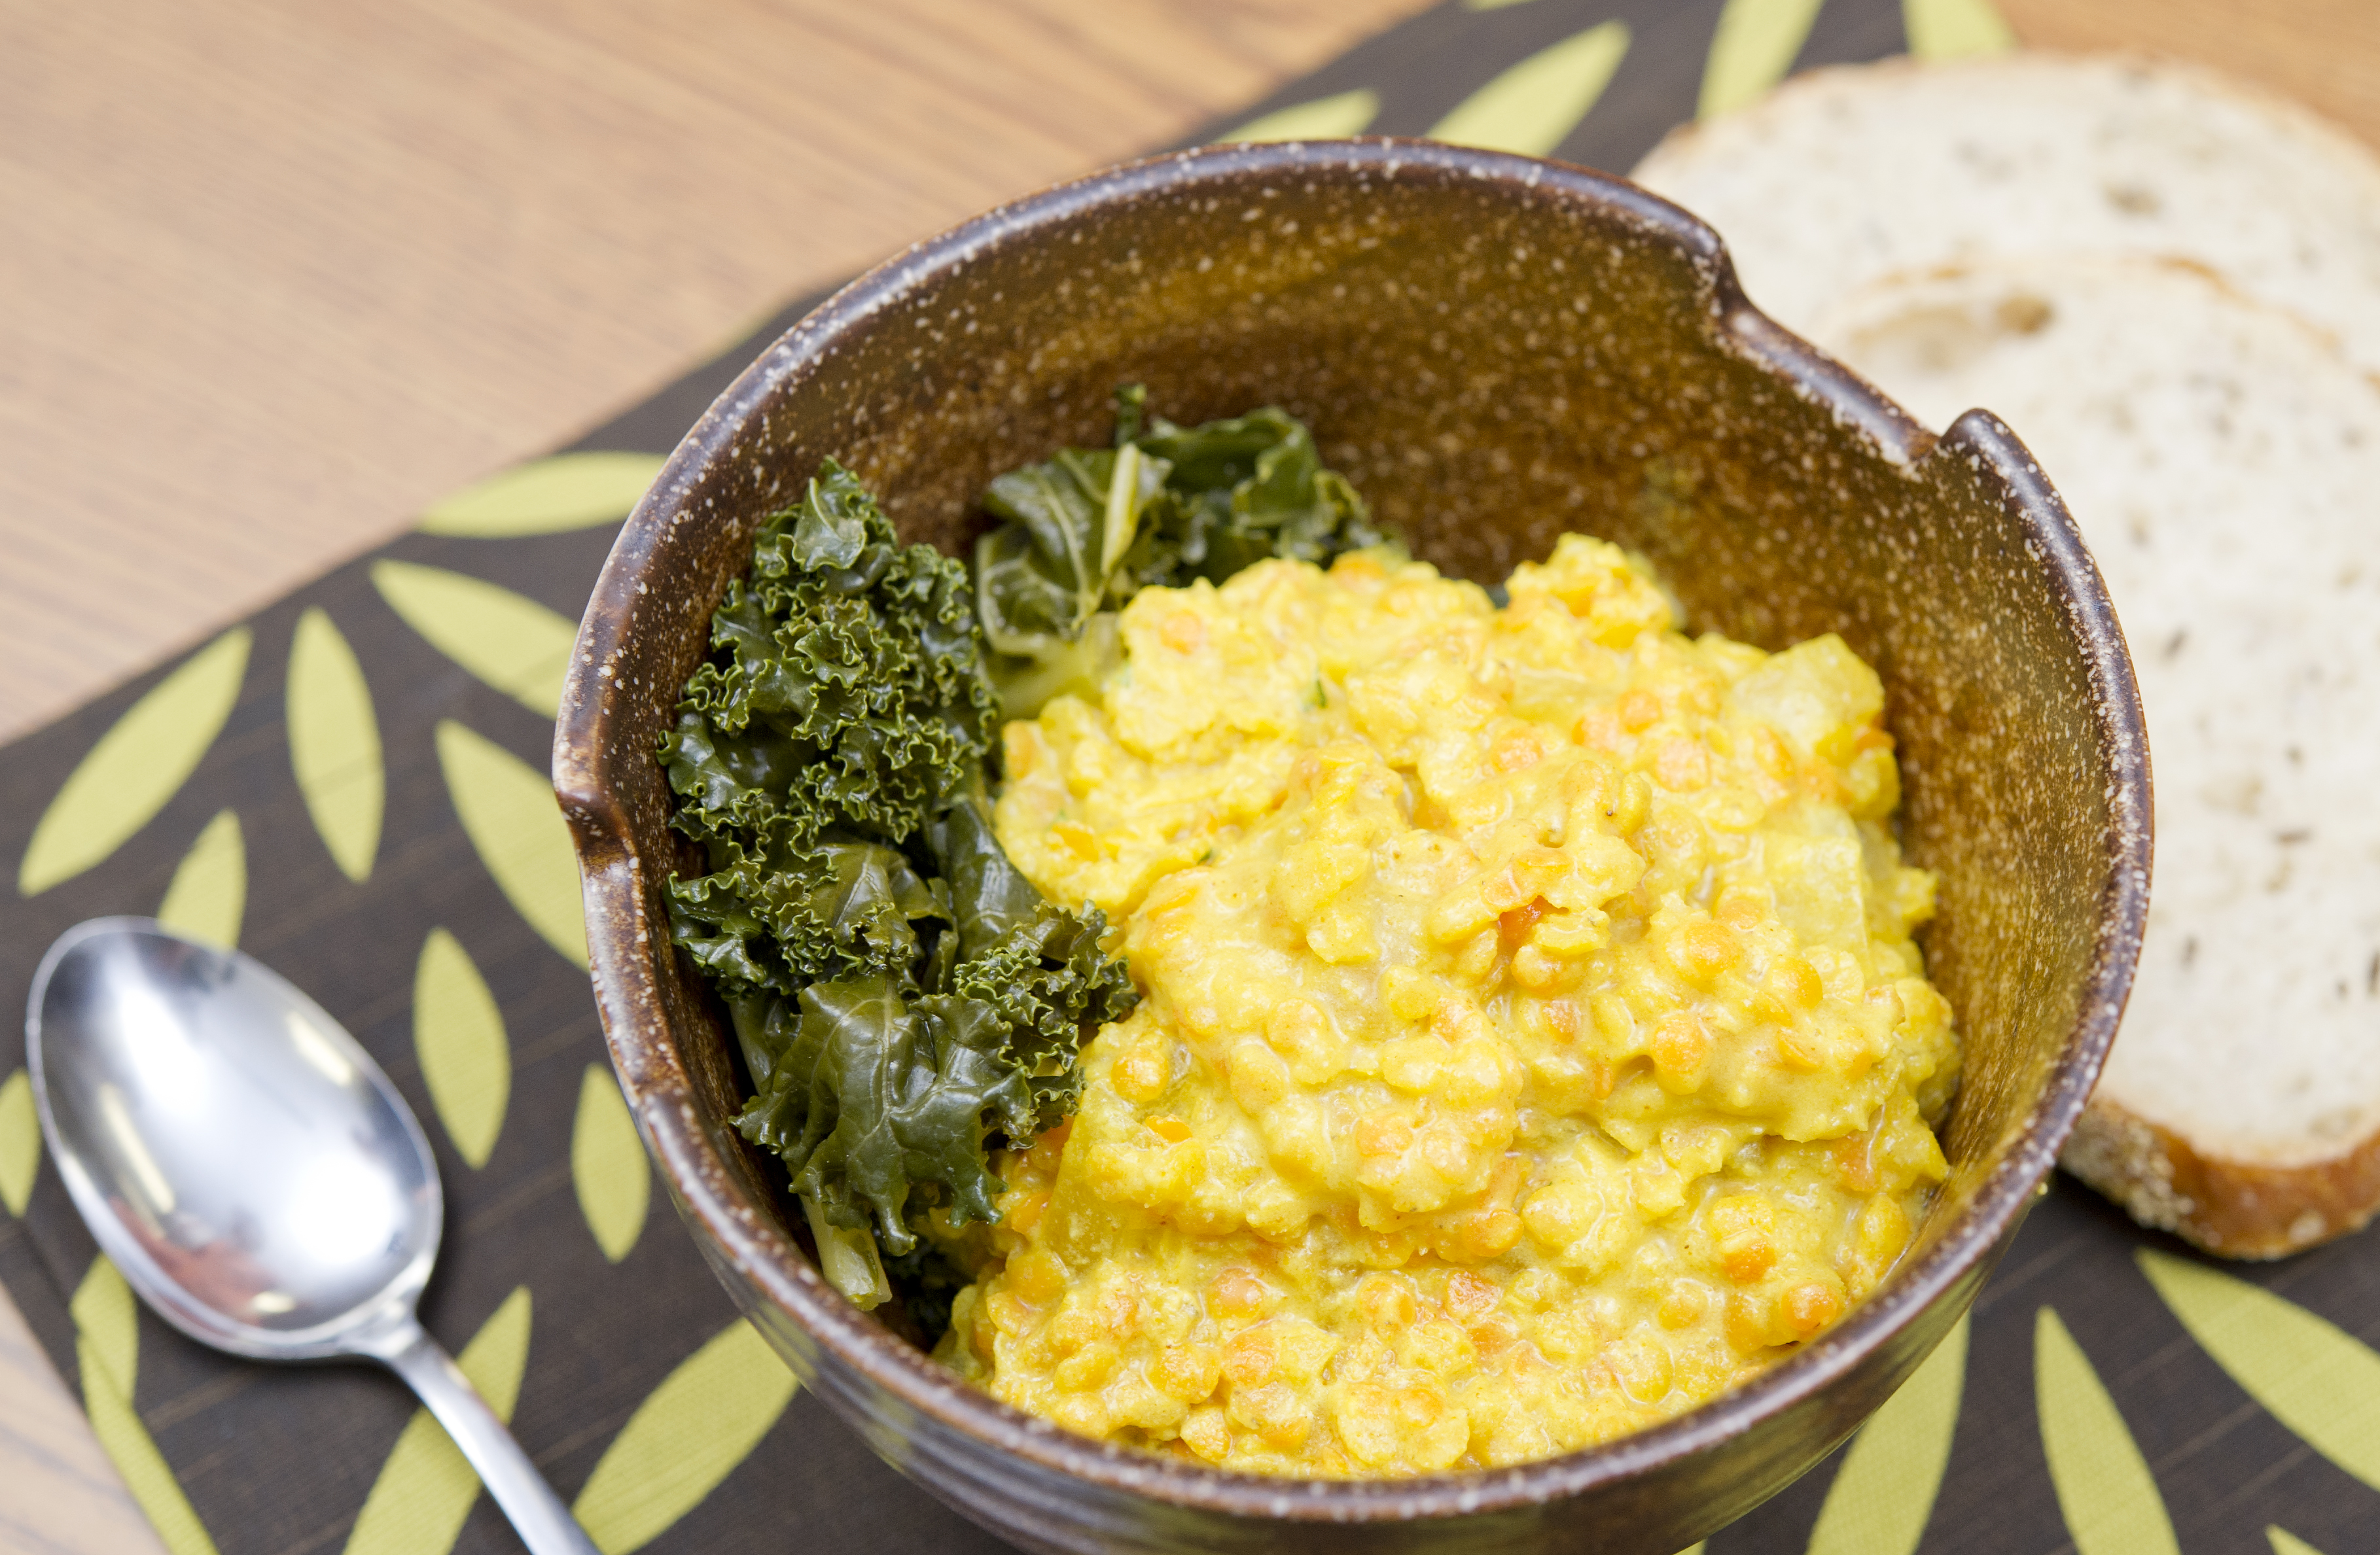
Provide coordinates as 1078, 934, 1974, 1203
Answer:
1818, 258, 2380, 1257
1630, 54, 2380, 381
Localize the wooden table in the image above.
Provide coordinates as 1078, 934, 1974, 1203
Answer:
3, 1, 2374, 1549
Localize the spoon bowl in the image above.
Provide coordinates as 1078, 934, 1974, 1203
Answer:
27, 918, 600, 1555
28, 917, 438, 1355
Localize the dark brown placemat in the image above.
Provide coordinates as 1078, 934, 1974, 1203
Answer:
5, 3, 2378, 1553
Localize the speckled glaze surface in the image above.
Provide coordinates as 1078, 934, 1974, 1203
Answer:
552, 139, 2150, 1555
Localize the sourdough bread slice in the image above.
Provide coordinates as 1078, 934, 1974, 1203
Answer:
1630, 54, 2380, 381
1820, 259, 2380, 1257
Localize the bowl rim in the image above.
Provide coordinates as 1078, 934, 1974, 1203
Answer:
554, 135, 2150, 1522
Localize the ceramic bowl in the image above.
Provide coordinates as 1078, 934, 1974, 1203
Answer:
552, 138, 2150, 1555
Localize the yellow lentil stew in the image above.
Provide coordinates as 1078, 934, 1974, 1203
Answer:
936, 536, 1959, 1477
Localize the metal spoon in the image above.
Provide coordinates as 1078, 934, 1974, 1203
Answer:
26, 918, 599, 1555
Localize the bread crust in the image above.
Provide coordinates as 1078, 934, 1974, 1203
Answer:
2063, 1099, 2380, 1259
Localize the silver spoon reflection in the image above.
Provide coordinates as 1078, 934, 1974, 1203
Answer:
26, 918, 599, 1555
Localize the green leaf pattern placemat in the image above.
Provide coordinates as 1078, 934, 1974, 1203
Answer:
5, 1, 2377, 1551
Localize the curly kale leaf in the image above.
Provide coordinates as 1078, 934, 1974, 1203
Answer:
713, 792, 1137, 1261
1126, 385, 1384, 587
929, 790, 1137, 1127
729, 977, 1033, 1254
669, 833, 942, 992
973, 442, 1165, 658
668, 466, 994, 854
975, 385, 1387, 699
656, 459, 1137, 1305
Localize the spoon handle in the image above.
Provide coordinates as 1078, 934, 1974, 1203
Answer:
376, 1318, 603, 1555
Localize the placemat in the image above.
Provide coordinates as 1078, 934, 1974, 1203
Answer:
5, 2, 2378, 1552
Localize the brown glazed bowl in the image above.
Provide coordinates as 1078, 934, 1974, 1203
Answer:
553, 138, 2149, 1555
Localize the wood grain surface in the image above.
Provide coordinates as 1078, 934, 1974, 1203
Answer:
0, 0, 1430, 752
3, 1, 2376, 1551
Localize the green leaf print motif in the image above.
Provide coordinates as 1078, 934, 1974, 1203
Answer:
417, 451, 666, 538
414, 930, 511, 1170
1805, 1315, 1969, 1555
287, 606, 385, 882
344, 1287, 535, 1555
572, 1318, 798, 1555
2034, 1306, 2179, 1555
1698, 0, 1826, 118
435, 720, 588, 967
372, 561, 579, 719
156, 810, 245, 951
73, 1257, 221, 1555
2268, 1529, 2330, 1555
0, 1067, 39, 1216
573, 1064, 649, 1263
1220, 88, 1381, 143
71, 1258, 141, 1444
2139, 1247, 2380, 1492
1427, 22, 1632, 158
18, 627, 251, 896
1902, 0, 2015, 59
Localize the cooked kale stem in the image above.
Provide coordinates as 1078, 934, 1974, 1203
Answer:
804, 1195, 891, 1309
1101, 442, 1143, 582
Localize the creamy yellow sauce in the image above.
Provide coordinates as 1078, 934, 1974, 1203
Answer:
937, 538, 1957, 1476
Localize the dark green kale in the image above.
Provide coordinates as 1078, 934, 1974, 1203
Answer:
658, 461, 1137, 1308
975, 386, 1387, 712
880, 1240, 972, 1344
